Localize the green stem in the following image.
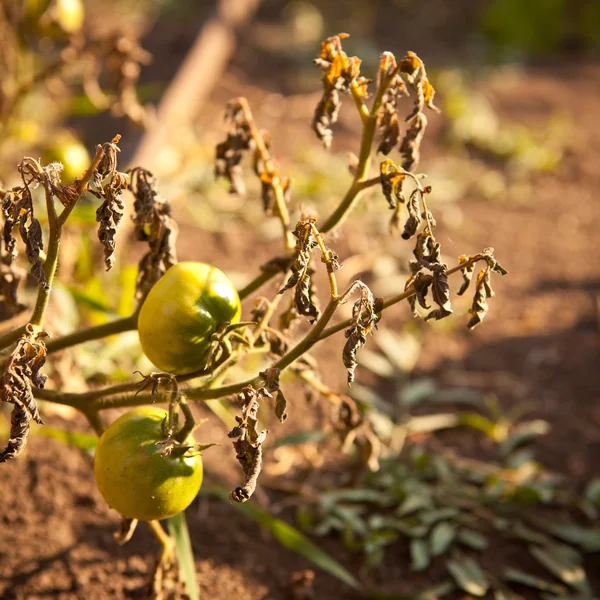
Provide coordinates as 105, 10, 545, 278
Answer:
32, 255, 482, 412
30, 227, 61, 328
45, 313, 138, 355
320, 78, 389, 234
0, 324, 27, 351
238, 268, 279, 300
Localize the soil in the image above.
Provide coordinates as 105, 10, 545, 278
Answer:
1, 2, 599, 599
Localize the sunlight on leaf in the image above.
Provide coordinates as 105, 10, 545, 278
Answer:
208, 486, 360, 589
34, 425, 98, 450
168, 512, 199, 600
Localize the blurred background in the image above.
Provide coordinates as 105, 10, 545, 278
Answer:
1, 0, 599, 598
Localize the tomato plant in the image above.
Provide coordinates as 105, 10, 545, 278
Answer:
94, 407, 203, 522
138, 261, 241, 375
0, 31, 508, 599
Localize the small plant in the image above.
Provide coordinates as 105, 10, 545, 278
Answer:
0, 34, 508, 597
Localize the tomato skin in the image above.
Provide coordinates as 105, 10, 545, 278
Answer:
94, 407, 203, 521
138, 262, 241, 375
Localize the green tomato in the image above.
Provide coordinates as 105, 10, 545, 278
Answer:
137, 262, 241, 375
94, 407, 203, 521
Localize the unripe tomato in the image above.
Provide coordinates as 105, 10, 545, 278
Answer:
138, 262, 241, 375
94, 407, 203, 521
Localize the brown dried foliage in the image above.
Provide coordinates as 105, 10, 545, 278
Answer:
90, 136, 129, 271
312, 34, 368, 149
128, 167, 178, 299
0, 325, 47, 462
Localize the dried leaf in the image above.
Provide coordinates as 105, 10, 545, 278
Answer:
128, 167, 178, 298
400, 112, 428, 172
402, 188, 422, 240
0, 325, 48, 463
342, 282, 380, 385
228, 386, 267, 503
312, 34, 365, 148
457, 255, 475, 296
90, 139, 129, 271
467, 269, 492, 329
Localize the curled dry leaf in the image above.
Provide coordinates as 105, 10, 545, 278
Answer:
228, 386, 268, 503
0, 324, 48, 463
128, 167, 178, 298
342, 281, 382, 385
279, 220, 321, 323
90, 136, 129, 271
397, 51, 439, 171
376, 52, 408, 155
312, 34, 368, 149
0, 253, 26, 318
467, 269, 493, 330
2, 159, 54, 286
215, 100, 252, 195
228, 369, 289, 501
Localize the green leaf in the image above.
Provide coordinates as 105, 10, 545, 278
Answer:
168, 512, 199, 600
410, 539, 430, 572
504, 567, 567, 594
585, 479, 600, 506
65, 284, 116, 315
499, 419, 550, 456
365, 580, 455, 599
419, 507, 460, 526
459, 411, 500, 438
34, 425, 98, 450
546, 524, 600, 552
397, 379, 437, 406
529, 545, 589, 592
457, 528, 489, 551
447, 556, 489, 597
430, 521, 458, 556
396, 492, 433, 517
270, 430, 328, 449
209, 486, 359, 588
406, 413, 460, 433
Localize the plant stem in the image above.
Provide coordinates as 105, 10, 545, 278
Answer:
32, 255, 483, 412
320, 74, 390, 234
238, 268, 279, 300
238, 97, 294, 250
45, 313, 138, 355
41, 264, 274, 357
0, 324, 27, 351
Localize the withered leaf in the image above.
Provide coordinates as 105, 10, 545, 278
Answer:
342, 282, 380, 385
402, 188, 422, 240
380, 159, 406, 210
312, 34, 363, 148
275, 391, 288, 423
0, 256, 27, 319
128, 167, 178, 298
228, 386, 268, 503
294, 272, 320, 324
90, 139, 129, 271
400, 112, 427, 172
0, 325, 47, 463
215, 99, 252, 195
457, 255, 475, 296
467, 269, 492, 329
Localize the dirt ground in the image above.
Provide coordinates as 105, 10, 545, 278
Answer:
1, 2, 599, 599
